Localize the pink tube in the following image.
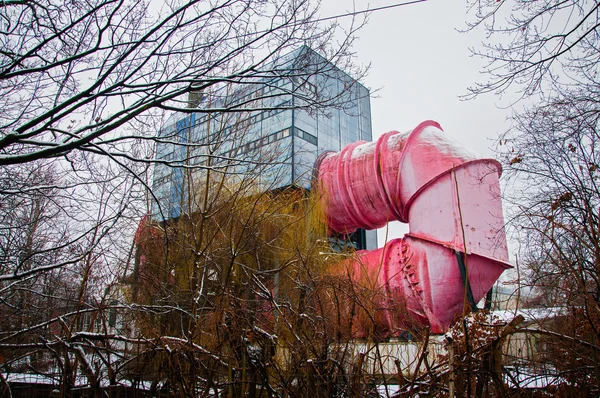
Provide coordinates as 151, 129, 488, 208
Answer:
316, 121, 511, 334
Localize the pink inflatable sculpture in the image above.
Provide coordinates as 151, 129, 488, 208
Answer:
315, 120, 511, 334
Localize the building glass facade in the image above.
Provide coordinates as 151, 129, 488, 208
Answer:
151, 46, 377, 250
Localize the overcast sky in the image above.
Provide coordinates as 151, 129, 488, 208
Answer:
319, 0, 517, 249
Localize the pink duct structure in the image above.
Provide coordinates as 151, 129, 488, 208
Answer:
315, 120, 511, 334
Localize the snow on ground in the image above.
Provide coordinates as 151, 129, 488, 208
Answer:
377, 384, 400, 397
493, 307, 566, 324
504, 366, 567, 389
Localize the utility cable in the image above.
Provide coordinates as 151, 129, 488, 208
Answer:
316, 0, 428, 23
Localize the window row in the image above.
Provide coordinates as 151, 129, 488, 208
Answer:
181, 101, 292, 139
234, 78, 291, 104
293, 76, 318, 96
217, 128, 292, 162
294, 127, 318, 146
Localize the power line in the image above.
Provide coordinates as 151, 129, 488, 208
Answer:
316, 0, 428, 23
193, 1, 428, 51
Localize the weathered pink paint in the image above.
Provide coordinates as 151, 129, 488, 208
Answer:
315, 120, 512, 334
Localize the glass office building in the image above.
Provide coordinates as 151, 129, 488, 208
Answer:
151, 46, 377, 250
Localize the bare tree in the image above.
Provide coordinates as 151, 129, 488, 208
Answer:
125, 122, 394, 395
0, 0, 363, 166
0, 156, 143, 394
0, 0, 367, 393
465, 0, 600, 98
465, 1, 600, 393
0, 0, 365, 281
492, 90, 600, 391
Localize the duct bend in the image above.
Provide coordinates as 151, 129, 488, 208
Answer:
315, 120, 512, 334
